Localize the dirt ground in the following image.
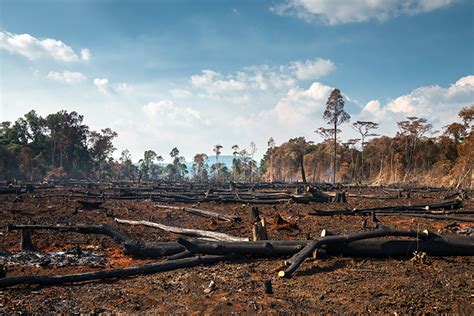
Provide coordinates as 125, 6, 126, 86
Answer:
0, 187, 473, 314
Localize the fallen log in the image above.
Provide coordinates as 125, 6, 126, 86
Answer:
0, 255, 239, 288
6, 224, 131, 244
114, 218, 249, 242
154, 205, 241, 222
377, 213, 474, 222
279, 227, 436, 278
310, 200, 464, 216
5, 224, 473, 267
176, 236, 474, 258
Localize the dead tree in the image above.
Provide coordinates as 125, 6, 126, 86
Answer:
114, 218, 248, 242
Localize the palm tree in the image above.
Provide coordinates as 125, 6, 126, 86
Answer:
213, 144, 223, 181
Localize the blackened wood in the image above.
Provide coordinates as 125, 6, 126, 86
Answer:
280, 227, 434, 278
0, 255, 240, 288
20, 229, 35, 251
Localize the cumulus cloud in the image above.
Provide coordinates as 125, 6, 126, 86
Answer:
191, 70, 247, 93
47, 71, 86, 84
361, 75, 474, 125
187, 58, 334, 102
0, 31, 90, 62
290, 58, 335, 80
272, 0, 456, 25
93, 78, 129, 94
94, 78, 112, 94
80, 48, 91, 61
234, 81, 335, 132
143, 100, 205, 127
274, 82, 334, 124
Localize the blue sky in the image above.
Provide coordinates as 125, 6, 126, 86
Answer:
1, 0, 473, 161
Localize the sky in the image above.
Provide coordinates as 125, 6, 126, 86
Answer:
1, 0, 473, 162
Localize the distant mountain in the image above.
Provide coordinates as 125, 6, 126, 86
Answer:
184, 155, 259, 174
135, 155, 258, 175
184, 155, 236, 172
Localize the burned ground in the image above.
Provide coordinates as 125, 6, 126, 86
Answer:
0, 184, 473, 314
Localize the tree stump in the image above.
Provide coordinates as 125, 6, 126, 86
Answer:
334, 192, 347, 203
21, 229, 35, 251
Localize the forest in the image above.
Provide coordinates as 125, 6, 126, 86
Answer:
1, 90, 472, 188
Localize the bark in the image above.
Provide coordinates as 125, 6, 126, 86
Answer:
20, 229, 35, 251
300, 158, 307, 184
252, 219, 268, 241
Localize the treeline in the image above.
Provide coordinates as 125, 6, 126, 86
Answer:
0, 110, 260, 182
1, 103, 473, 188
261, 106, 474, 188
1, 110, 117, 180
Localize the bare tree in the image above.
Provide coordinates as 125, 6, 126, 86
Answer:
249, 141, 257, 182
323, 89, 351, 184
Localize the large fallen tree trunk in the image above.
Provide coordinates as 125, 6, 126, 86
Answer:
175, 235, 474, 258
7, 224, 474, 258
7, 224, 473, 259
310, 200, 465, 216
154, 205, 241, 222
114, 218, 249, 242
0, 255, 239, 288
377, 213, 474, 222
280, 227, 438, 278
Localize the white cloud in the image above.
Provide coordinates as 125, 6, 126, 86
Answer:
275, 82, 334, 124
362, 75, 474, 126
143, 100, 205, 127
94, 78, 112, 94
191, 70, 248, 93
80, 48, 91, 61
47, 71, 86, 84
290, 58, 335, 80
93, 78, 129, 94
187, 58, 334, 102
233, 81, 335, 139
169, 88, 193, 98
0, 31, 89, 62
272, 0, 456, 25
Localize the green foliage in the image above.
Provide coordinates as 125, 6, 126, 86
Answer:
0, 110, 118, 180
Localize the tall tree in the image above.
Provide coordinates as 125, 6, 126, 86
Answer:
352, 121, 379, 180
231, 144, 240, 181
138, 150, 157, 182
249, 141, 257, 182
323, 89, 351, 184
88, 128, 118, 178
118, 149, 136, 180
288, 137, 310, 183
167, 147, 187, 180
213, 144, 223, 181
397, 117, 433, 175
193, 153, 208, 182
